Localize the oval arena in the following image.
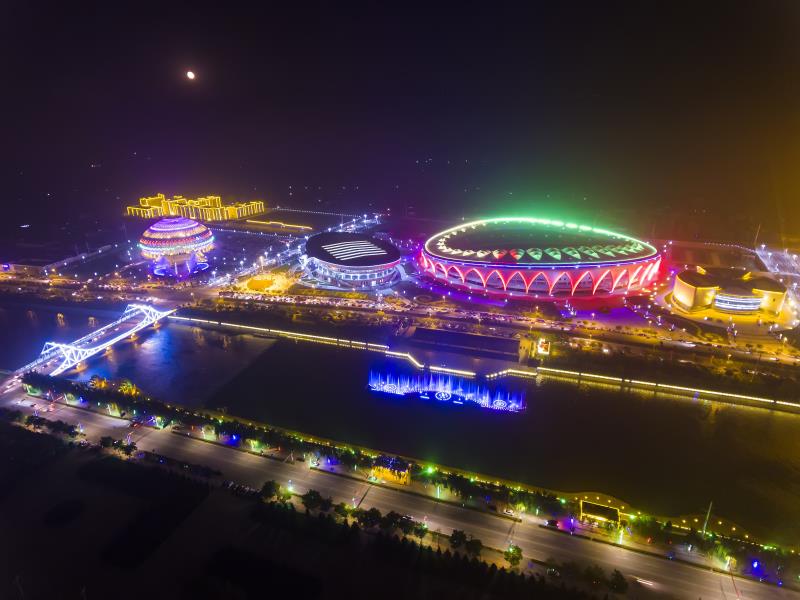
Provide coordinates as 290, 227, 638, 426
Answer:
419, 217, 661, 299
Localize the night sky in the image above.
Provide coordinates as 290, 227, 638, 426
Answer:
4, 1, 800, 242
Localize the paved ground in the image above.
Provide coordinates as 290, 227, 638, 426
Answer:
3, 387, 796, 600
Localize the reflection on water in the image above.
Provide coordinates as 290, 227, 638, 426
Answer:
368, 369, 525, 412
0, 304, 109, 371
75, 324, 276, 407
2, 303, 800, 544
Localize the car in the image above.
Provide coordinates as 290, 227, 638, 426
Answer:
546, 567, 561, 578
545, 519, 559, 528
502, 508, 515, 517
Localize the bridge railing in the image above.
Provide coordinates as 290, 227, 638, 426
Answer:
15, 304, 175, 375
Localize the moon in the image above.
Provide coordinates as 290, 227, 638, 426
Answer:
186, 70, 196, 80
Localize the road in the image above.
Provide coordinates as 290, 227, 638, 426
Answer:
219, 289, 800, 368
3, 387, 795, 600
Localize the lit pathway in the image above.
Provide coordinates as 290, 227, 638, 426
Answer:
2, 388, 795, 600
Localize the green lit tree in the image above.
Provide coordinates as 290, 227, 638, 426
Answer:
504, 544, 522, 568
334, 502, 350, 521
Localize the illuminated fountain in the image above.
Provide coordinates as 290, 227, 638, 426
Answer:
368, 370, 524, 412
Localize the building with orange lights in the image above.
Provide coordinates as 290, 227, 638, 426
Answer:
671, 266, 786, 315
126, 193, 264, 221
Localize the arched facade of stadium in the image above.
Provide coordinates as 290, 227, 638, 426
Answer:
420, 217, 661, 299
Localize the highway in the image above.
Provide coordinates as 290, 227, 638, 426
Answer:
3, 387, 796, 600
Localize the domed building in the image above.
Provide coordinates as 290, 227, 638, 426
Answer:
139, 217, 215, 276
304, 232, 400, 289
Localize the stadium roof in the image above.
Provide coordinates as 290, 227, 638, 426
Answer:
305, 232, 400, 267
424, 217, 657, 266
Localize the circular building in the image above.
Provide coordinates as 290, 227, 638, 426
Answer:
420, 217, 660, 299
139, 217, 215, 277
304, 232, 400, 289
671, 267, 786, 315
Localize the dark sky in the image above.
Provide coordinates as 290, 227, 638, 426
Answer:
4, 1, 800, 241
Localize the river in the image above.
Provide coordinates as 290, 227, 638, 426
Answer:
3, 301, 799, 546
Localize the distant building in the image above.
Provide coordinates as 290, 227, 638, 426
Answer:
304, 232, 400, 290
671, 266, 786, 316
579, 500, 620, 524
126, 193, 265, 222
370, 456, 410, 485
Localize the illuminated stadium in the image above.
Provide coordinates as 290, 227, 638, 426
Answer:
671, 266, 786, 315
304, 232, 400, 289
138, 217, 215, 277
420, 217, 661, 299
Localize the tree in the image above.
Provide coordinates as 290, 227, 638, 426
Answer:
89, 375, 108, 390
583, 564, 605, 586
504, 544, 522, 568
465, 537, 483, 557
277, 486, 292, 503
413, 522, 428, 540
355, 507, 382, 529
380, 510, 402, 531
398, 517, 414, 536
112, 439, 137, 456
0, 408, 23, 423
26, 415, 46, 429
118, 379, 140, 396
608, 569, 628, 593
334, 502, 350, 521
301, 489, 323, 512
319, 496, 333, 513
260, 480, 279, 501
450, 529, 467, 550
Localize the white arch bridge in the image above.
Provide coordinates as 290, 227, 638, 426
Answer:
17, 304, 175, 376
